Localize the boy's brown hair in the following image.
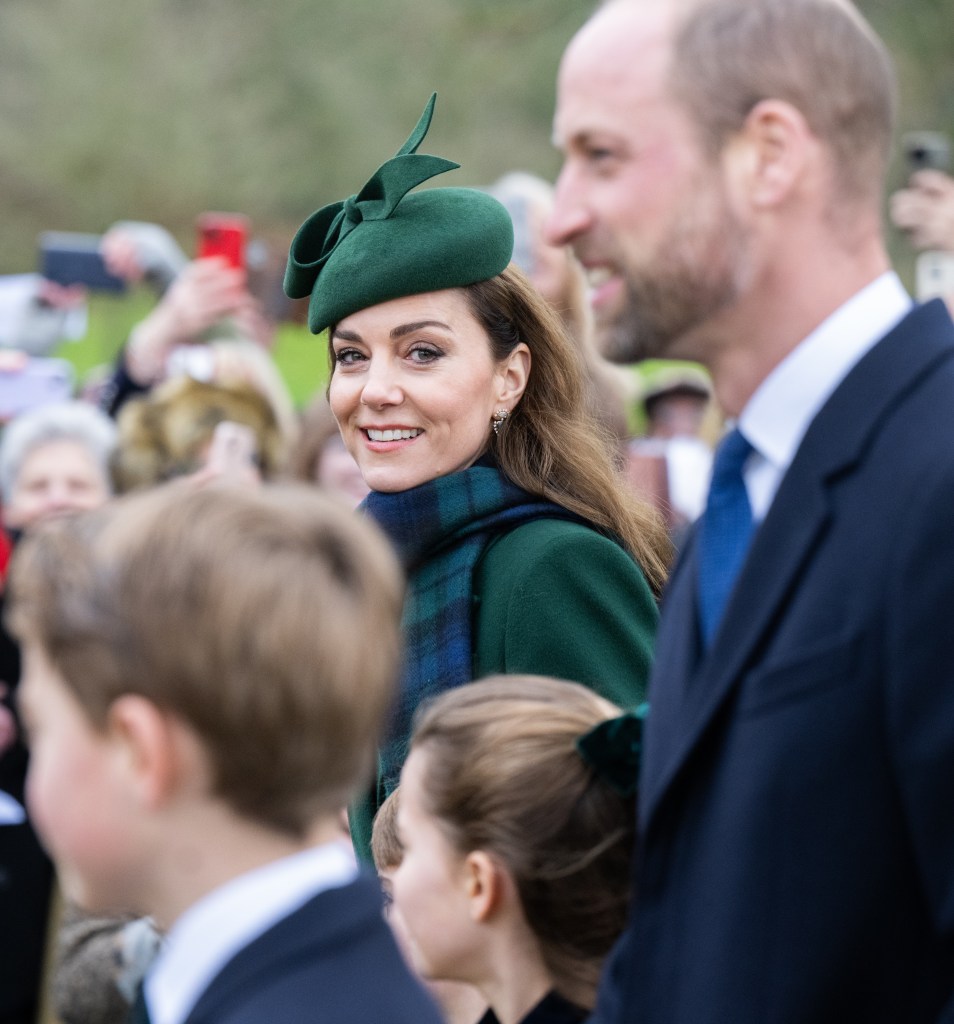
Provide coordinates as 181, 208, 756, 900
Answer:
7, 482, 404, 837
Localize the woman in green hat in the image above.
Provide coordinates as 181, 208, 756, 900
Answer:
285, 96, 670, 855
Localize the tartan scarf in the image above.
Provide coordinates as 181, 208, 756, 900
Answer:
362, 464, 579, 797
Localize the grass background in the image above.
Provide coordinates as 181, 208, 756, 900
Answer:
2, 0, 950, 278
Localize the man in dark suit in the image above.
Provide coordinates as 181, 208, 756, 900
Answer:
548, 1, 954, 1021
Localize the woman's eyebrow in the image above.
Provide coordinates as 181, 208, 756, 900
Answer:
331, 327, 363, 343
390, 320, 452, 339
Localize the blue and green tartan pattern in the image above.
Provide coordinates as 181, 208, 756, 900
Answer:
362, 464, 580, 796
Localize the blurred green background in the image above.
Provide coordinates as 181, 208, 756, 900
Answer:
3, 0, 951, 405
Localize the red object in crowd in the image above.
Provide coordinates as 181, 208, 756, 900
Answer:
0, 528, 11, 584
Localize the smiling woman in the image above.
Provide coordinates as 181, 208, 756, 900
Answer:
285, 95, 671, 857
330, 290, 529, 493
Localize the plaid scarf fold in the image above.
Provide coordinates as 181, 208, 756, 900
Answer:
362, 464, 579, 797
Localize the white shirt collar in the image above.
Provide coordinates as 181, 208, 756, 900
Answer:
738, 271, 912, 520
146, 840, 358, 1024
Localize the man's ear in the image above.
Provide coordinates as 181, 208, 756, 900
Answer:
724, 99, 816, 210
106, 695, 189, 809
495, 343, 531, 410
464, 850, 506, 923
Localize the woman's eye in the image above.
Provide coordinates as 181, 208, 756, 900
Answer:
335, 348, 366, 365
408, 345, 442, 364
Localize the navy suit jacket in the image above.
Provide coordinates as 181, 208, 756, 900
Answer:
593, 300, 954, 1024
181, 872, 443, 1024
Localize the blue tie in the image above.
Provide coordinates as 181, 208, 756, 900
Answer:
697, 428, 755, 645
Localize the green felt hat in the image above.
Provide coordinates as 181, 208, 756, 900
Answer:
284, 94, 514, 335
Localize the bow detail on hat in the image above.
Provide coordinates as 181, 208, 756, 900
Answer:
284, 94, 460, 300
575, 703, 648, 798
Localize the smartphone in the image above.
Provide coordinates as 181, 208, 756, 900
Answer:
196, 213, 249, 271
38, 232, 127, 292
204, 420, 258, 476
902, 131, 951, 175
0, 357, 75, 422
916, 251, 954, 303
166, 344, 216, 383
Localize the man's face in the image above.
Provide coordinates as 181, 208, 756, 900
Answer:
547, 2, 750, 364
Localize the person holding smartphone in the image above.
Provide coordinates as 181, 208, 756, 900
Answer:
890, 136, 954, 311
92, 214, 275, 420
891, 168, 954, 254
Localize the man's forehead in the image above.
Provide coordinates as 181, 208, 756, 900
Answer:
563, 0, 681, 65
558, 2, 677, 97
553, 6, 676, 144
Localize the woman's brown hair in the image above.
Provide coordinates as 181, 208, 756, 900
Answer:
409, 675, 636, 1010
465, 266, 670, 595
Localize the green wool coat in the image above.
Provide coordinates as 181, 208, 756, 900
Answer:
352, 518, 658, 859
473, 518, 656, 707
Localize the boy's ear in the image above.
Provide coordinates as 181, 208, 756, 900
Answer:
106, 695, 189, 809
464, 850, 506, 923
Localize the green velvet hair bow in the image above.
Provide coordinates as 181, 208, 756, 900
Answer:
575, 703, 648, 799
283, 94, 514, 335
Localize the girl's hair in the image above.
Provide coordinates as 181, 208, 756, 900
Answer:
409, 675, 636, 1010
463, 266, 670, 595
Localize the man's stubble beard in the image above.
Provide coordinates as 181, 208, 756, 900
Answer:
602, 186, 752, 366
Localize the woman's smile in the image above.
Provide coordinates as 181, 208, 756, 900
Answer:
364, 427, 425, 444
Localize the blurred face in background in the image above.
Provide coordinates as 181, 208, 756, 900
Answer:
3, 439, 111, 531
315, 434, 370, 508
518, 197, 584, 315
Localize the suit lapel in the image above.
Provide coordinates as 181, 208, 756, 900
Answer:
641, 471, 831, 827
183, 875, 378, 1024
641, 300, 954, 830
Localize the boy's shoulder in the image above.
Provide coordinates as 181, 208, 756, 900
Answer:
184, 872, 442, 1024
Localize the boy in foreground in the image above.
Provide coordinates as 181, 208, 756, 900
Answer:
8, 482, 443, 1024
